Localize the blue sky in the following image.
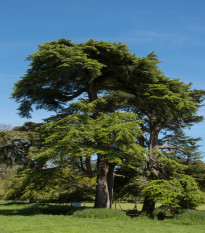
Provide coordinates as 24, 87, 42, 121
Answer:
0, 0, 205, 155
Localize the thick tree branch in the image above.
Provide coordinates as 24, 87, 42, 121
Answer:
157, 143, 187, 153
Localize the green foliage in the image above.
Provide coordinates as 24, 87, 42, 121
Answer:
3, 99, 145, 204
158, 156, 187, 178
10, 38, 205, 210
12, 38, 203, 123
160, 132, 204, 163
73, 208, 129, 219
142, 179, 183, 207
11, 39, 135, 117
113, 165, 147, 200
37, 98, 145, 167
0, 122, 39, 167
3, 166, 95, 202
187, 160, 205, 190
114, 156, 204, 211
178, 175, 203, 208
142, 175, 202, 209
0, 166, 18, 198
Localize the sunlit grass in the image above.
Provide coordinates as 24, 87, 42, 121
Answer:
83, 201, 162, 211
0, 202, 204, 233
196, 204, 205, 211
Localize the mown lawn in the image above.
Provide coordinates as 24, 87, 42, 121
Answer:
0, 202, 204, 233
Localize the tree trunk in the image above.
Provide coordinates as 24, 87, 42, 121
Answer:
94, 155, 110, 208
142, 196, 155, 215
107, 163, 115, 208
87, 84, 116, 208
142, 120, 160, 213
147, 125, 160, 179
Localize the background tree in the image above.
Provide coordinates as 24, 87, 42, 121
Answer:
0, 122, 40, 198
104, 54, 205, 212
0, 122, 39, 168
187, 160, 205, 191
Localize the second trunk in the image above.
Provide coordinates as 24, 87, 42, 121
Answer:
94, 155, 115, 208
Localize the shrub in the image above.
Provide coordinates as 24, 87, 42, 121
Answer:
142, 175, 202, 209
177, 175, 202, 209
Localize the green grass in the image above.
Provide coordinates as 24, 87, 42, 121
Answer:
165, 210, 205, 225
83, 201, 161, 211
0, 202, 204, 233
196, 204, 205, 210
73, 208, 129, 219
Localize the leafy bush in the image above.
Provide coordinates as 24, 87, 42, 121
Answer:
142, 179, 183, 208
142, 175, 202, 209
73, 208, 129, 219
178, 175, 203, 208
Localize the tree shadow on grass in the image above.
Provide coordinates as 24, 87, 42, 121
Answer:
0, 203, 88, 216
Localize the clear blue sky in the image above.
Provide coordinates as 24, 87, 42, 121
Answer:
0, 0, 204, 156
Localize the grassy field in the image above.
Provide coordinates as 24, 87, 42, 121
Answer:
0, 202, 204, 233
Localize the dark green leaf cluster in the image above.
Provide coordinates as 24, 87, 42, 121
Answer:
11, 39, 135, 117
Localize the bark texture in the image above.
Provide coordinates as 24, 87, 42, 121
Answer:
94, 155, 110, 208
94, 155, 116, 208
107, 163, 115, 208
